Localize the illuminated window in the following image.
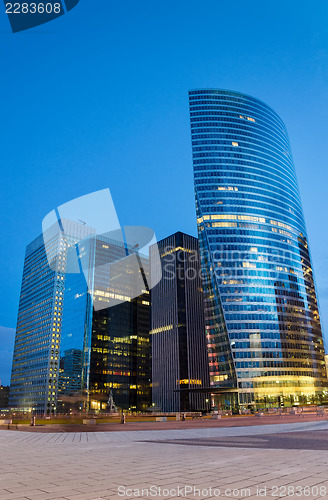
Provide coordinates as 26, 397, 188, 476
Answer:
238, 215, 266, 223
243, 262, 256, 269
150, 324, 173, 335
211, 222, 237, 228
179, 379, 202, 385
211, 214, 237, 220
270, 219, 292, 231
217, 186, 238, 191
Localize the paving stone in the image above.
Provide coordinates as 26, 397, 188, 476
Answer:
0, 422, 328, 499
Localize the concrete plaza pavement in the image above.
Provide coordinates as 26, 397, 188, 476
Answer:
0, 420, 328, 500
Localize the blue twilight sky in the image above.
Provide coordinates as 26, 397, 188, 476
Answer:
0, 1, 328, 385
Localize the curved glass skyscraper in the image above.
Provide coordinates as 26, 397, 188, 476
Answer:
189, 89, 327, 407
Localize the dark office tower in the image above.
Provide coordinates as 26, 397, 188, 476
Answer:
189, 89, 327, 407
151, 232, 209, 412
88, 293, 150, 412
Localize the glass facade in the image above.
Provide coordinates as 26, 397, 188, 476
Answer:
189, 89, 327, 407
9, 227, 72, 413
10, 221, 151, 414
57, 232, 151, 413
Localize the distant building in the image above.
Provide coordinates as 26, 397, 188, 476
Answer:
0, 386, 9, 408
9, 221, 151, 414
58, 349, 83, 395
151, 232, 209, 412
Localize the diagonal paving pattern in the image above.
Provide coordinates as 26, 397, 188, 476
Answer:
0, 421, 327, 500
145, 429, 328, 451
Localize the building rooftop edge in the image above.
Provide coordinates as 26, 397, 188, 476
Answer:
188, 88, 285, 126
